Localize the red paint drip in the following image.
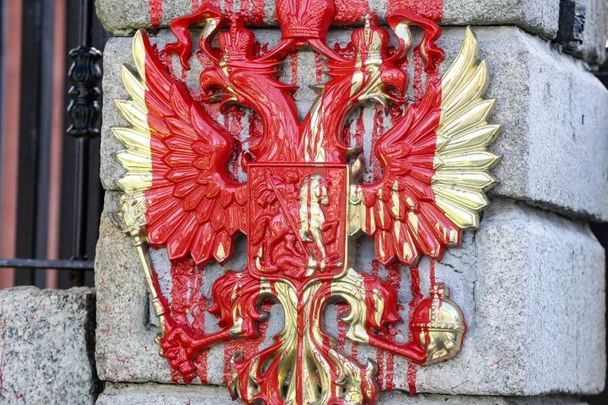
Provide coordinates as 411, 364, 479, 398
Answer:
337, 303, 349, 351
371, 105, 385, 180
290, 52, 299, 88
409, 266, 423, 303
149, 0, 163, 27
430, 259, 436, 288
387, 0, 443, 22
314, 52, 324, 84
413, 49, 424, 103
406, 265, 423, 395
407, 362, 417, 395
354, 109, 365, 151
376, 348, 386, 390
226, 107, 246, 180
169, 259, 209, 383
384, 263, 402, 391
371, 261, 385, 389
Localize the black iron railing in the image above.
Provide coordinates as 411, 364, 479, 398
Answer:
0, 0, 105, 287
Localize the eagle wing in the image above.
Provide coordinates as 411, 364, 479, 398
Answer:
350, 28, 500, 265
113, 30, 247, 265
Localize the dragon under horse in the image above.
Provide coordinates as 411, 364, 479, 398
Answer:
111, 0, 500, 403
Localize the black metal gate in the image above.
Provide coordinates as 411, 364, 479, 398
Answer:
0, 0, 107, 288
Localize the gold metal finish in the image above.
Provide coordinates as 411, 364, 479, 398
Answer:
412, 283, 465, 365
111, 32, 167, 331
432, 27, 500, 229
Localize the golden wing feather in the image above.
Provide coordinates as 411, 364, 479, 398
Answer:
112, 31, 151, 235
432, 27, 500, 229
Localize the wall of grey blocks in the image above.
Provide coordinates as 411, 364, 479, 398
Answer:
93, 0, 608, 403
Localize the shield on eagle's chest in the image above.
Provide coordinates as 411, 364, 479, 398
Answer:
248, 163, 349, 282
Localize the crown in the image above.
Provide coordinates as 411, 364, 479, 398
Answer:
276, 0, 335, 39
217, 15, 255, 60
351, 14, 389, 66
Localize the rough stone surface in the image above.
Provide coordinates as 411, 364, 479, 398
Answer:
97, 383, 586, 404
0, 287, 99, 404
95, 0, 560, 39
101, 27, 608, 220
96, 189, 606, 395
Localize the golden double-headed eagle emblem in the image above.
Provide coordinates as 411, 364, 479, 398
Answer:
112, 0, 499, 403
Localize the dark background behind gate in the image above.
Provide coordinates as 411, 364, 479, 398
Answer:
0, 0, 106, 288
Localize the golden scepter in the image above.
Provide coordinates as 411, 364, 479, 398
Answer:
112, 193, 168, 333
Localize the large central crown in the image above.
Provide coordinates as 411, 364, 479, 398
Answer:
276, 0, 335, 39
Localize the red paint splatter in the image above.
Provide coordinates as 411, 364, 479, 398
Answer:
314, 52, 324, 84
406, 265, 423, 395
169, 259, 209, 383
354, 109, 365, 145
149, 0, 163, 27
371, 104, 385, 180
413, 49, 424, 103
376, 349, 386, 389
224, 0, 234, 14
387, 0, 443, 22
239, 0, 266, 25
337, 303, 349, 350
407, 362, 417, 394
223, 339, 241, 384
351, 337, 358, 359
384, 263, 402, 391
409, 266, 423, 303
371, 261, 386, 389
290, 52, 299, 87
334, 0, 369, 24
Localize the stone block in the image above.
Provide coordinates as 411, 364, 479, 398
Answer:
95, 189, 606, 395
96, 383, 585, 404
559, 0, 608, 65
95, 0, 560, 38
0, 287, 99, 404
100, 27, 608, 220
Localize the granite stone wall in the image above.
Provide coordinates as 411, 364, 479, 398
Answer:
94, 0, 608, 403
0, 287, 99, 404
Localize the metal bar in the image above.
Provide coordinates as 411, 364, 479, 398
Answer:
15, 0, 43, 286
0, 258, 94, 270
34, 0, 58, 287
66, 0, 101, 286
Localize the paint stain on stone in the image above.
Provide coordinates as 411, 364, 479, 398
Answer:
169, 259, 209, 383
149, 0, 163, 27
387, 0, 443, 21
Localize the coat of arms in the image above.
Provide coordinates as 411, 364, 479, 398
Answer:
112, 0, 499, 403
